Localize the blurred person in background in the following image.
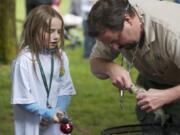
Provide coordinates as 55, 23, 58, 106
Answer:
81, 0, 96, 59
25, 0, 61, 15
69, 0, 96, 59
69, 0, 81, 16
175, 0, 180, 3
159, 0, 180, 3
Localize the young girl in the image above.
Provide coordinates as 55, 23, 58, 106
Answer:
11, 5, 76, 135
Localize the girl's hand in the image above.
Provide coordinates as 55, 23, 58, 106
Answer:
52, 111, 65, 123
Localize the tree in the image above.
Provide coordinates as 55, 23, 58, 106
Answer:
0, 0, 17, 64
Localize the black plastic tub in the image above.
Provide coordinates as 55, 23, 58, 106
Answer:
101, 123, 167, 135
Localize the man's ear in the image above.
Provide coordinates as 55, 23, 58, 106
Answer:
124, 14, 133, 25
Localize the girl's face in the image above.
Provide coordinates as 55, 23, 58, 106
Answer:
45, 17, 62, 49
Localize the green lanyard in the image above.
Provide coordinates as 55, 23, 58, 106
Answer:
37, 54, 54, 107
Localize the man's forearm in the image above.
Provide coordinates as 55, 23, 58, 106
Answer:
164, 85, 180, 104
90, 58, 114, 79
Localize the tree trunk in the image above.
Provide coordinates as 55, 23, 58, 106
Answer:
0, 0, 17, 64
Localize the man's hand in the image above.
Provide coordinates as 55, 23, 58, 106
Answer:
136, 89, 170, 112
109, 64, 132, 90
90, 58, 133, 90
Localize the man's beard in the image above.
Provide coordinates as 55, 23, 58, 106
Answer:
123, 42, 138, 50
119, 42, 138, 50
119, 31, 145, 50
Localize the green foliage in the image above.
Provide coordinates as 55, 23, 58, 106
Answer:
0, 0, 139, 135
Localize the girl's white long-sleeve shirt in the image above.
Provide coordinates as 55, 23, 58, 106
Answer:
11, 48, 76, 135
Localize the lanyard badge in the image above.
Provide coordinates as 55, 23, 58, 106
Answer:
37, 54, 54, 107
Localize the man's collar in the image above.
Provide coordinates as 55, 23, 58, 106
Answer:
131, 1, 155, 56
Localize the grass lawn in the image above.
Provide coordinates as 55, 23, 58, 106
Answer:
0, 0, 139, 134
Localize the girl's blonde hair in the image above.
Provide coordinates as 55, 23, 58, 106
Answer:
19, 5, 64, 60
19, 5, 65, 72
